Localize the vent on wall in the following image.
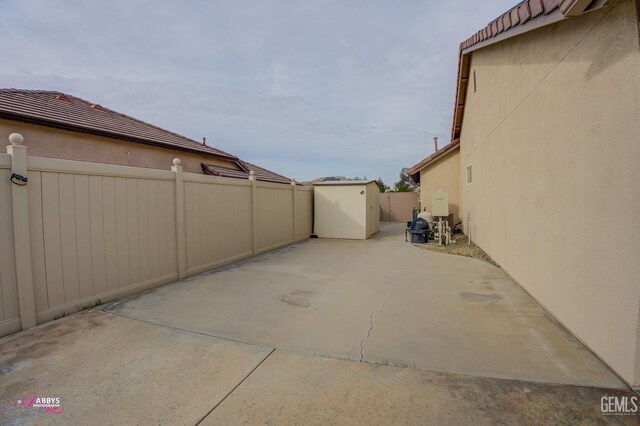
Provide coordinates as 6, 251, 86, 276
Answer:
473, 69, 477, 93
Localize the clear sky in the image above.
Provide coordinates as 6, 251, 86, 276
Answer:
0, 0, 515, 186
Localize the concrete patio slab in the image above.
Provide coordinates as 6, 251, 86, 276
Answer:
104, 223, 626, 389
202, 349, 636, 426
0, 310, 273, 425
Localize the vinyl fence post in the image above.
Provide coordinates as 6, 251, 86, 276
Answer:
249, 171, 258, 256
6, 133, 36, 330
171, 158, 187, 279
291, 178, 297, 244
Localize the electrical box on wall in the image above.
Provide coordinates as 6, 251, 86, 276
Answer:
431, 191, 449, 217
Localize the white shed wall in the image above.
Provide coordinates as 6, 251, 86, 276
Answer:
314, 185, 366, 239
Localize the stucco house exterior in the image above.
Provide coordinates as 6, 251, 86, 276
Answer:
411, 0, 640, 389
408, 139, 461, 226
0, 89, 291, 184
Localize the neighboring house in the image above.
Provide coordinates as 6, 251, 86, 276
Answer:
303, 176, 349, 185
201, 162, 292, 184
408, 138, 460, 225
0, 89, 290, 183
411, 0, 639, 388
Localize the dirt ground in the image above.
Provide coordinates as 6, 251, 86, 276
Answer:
416, 233, 499, 266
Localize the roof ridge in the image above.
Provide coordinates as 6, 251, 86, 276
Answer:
59, 92, 238, 159
0, 88, 238, 160
1, 88, 64, 95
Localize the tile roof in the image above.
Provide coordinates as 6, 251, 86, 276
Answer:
304, 176, 349, 185
451, 0, 610, 142
408, 140, 460, 182
460, 0, 562, 52
0, 89, 238, 160
201, 161, 294, 185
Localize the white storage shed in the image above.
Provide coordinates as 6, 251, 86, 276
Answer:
313, 180, 381, 240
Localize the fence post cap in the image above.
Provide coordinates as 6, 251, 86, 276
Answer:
172, 158, 181, 166
291, 178, 296, 185
9, 133, 24, 146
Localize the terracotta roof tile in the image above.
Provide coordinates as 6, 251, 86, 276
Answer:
529, 0, 545, 18
519, 2, 532, 24
0, 89, 238, 160
543, 0, 561, 13
459, 0, 563, 53
490, 21, 498, 36
502, 13, 512, 30
510, 8, 521, 25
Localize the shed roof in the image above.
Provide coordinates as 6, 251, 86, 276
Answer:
0, 89, 238, 161
314, 179, 383, 190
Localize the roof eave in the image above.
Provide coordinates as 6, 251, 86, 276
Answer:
0, 111, 239, 162
408, 141, 460, 180
461, 7, 565, 55
450, 0, 610, 142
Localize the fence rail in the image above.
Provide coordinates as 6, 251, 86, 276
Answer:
0, 133, 313, 337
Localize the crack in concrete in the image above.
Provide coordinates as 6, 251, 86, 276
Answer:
359, 286, 395, 362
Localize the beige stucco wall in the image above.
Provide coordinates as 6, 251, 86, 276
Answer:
0, 118, 238, 174
418, 148, 461, 225
459, 0, 640, 388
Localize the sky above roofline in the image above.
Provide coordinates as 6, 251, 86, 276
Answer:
0, 0, 515, 186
